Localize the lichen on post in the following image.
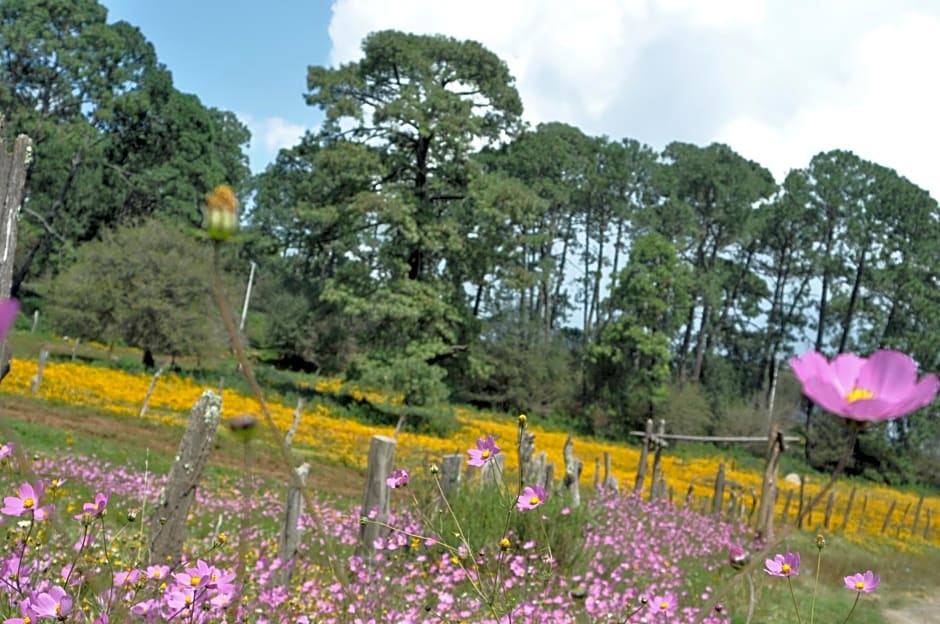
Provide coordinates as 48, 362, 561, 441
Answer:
148, 390, 222, 565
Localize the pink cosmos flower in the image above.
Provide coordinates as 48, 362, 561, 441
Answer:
0, 441, 13, 460
74, 492, 109, 520
145, 564, 170, 581
386, 468, 409, 489
844, 570, 880, 593
0, 299, 19, 341
765, 551, 800, 577
2, 482, 42, 517
648, 591, 678, 617
467, 435, 501, 467
789, 350, 938, 422
516, 484, 547, 512
30, 585, 73, 619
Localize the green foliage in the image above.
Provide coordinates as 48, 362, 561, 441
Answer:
46, 219, 226, 361
588, 233, 692, 434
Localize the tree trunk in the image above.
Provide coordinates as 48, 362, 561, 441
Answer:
837, 249, 866, 354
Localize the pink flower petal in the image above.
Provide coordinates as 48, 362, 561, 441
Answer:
830, 353, 867, 396
799, 377, 853, 417
857, 350, 918, 400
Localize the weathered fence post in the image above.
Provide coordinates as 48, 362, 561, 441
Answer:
603, 451, 618, 492
924, 509, 932, 540
649, 419, 666, 501
781, 489, 794, 523
880, 498, 897, 536
358, 435, 396, 556
911, 494, 925, 537
824, 491, 836, 529
634, 418, 653, 494
594, 457, 601, 491
440, 453, 463, 499
0, 114, 31, 297
29, 348, 49, 395
277, 462, 309, 584
149, 390, 222, 565
70, 337, 80, 361
896, 500, 912, 538
138, 362, 169, 419
840, 486, 857, 532
519, 430, 535, 483
855, 494, 869, 533
283, 398, 305, 448
797, 476, 806, 528
0, 116, 31, 381
711, 463, 726, 516
30, 310, 39, 333
756, 425, 785, 539
562, 435, 582, 508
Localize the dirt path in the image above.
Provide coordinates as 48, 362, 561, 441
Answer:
882, 593, 940, 624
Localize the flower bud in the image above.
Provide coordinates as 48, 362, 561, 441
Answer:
204, 184, 239, 241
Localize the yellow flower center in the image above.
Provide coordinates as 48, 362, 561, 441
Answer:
190, 576, 201, 587
781, 563, 791, 573
660, 601, 669, 610
23, 497, 34, 509
855, 581, 865, 590
23, 617, 30, 624
55, 603, 61, 616
846, 387, 874, 402
481, 450, 490, 459
529, 495, 541, 506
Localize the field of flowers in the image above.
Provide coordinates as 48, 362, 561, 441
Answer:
0, 445, 742, 623
3, 355, 939, 555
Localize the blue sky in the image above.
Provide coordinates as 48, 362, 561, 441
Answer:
101, 0, 332, 173
100, 1, 940, 200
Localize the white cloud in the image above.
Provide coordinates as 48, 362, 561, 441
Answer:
327, 1, 940, 198
236, 113, 308, 172
716, 11, 940, 195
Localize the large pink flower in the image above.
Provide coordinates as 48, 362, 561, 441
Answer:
789, 350, 938, 422
765, 551, 800, 577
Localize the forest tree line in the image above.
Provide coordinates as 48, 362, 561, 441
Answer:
4, 0, 940, 486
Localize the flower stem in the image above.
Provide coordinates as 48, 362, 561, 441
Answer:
810, 546, 822, 624
787, 577, 804, 624
840, 592, 861, 624
692, 423, 858, 624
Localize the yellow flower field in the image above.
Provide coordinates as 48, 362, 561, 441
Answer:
3, 356, 938, 551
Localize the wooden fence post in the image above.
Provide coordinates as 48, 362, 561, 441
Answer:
594, 457, 601, 491
855, 495, 869, 533
896, 500, 912, 538
649, 419, 666, 501
603, 451, 618, 492
283, 398, 304, 448
634, 418, 653, 494
756, 425, 785, 539
924, 509, 932, 540
797, 476, 806, 528
519, 430, 535, 483
824, 491, 836, 529
911, 494, 925, 537
277, 462, 309, 584
440, 453, 463, 498
148, 390, 222, 565
562, 435, 582, 508
0, 114, 31, 297
138, 362, 169, 419
880, 499, 897, 536
781, 489, 794, 524
29, 348, 49, 395
840, 486, 857, 532
358, 435, 396, 557
712, 463, 726, 516
30, 310, 39, 333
